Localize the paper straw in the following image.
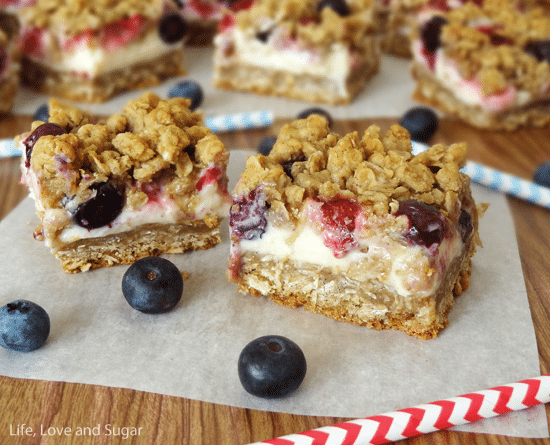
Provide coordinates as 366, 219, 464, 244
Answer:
0, 138, 19, 158
249, 375, 550, 445
205, 110, 273, 133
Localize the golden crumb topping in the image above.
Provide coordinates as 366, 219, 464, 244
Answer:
25, 93, 228, 213
235, 0, 377, 47
414, 0, 550, 95
233, 115, 470, 221
20, 0, 170, 34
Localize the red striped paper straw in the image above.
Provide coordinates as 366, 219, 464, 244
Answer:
249, 375, 550, 445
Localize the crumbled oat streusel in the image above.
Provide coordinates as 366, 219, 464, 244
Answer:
233, 114, 470, 220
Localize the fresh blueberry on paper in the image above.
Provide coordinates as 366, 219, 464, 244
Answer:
296, 107, 333, 128
399, 106, 439, 143
158, 13, 188, 44
0, 300, 50, 352
533, 161, 550, 188
122, 257, 183, 314
168, 80, 203, 111
257, 136, 277, 156
238, 335, 307, 398
33, 103, 49, 122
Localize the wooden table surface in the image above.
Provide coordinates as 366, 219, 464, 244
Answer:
1, 114, 550, 445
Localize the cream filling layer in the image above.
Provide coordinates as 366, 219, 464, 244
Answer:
28, 29, 179, 77
238, 219, 463, 298
215, 27, 352, 97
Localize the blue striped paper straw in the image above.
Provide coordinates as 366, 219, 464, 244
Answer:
206, 110, 273, 133
0, 138, 20, 158
411, 141, 550, 209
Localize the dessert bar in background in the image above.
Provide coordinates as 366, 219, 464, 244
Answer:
17, 0, 188, 103
410, 0, 550, 129
18, 93, 231, 272
213, 0, 380, 105
0, 9, 19, 114
227, 114, 485, 339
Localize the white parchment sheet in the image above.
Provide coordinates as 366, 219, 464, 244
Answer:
0, 151, 547, 438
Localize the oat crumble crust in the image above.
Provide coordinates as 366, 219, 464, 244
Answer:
411, 0, 550, 97
20, 0, 172, 34
22, 92, 228, 229
235, 0, 378, 48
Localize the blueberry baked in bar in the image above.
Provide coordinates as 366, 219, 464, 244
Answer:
18, 93, 231, 273
227, 115, 485, 339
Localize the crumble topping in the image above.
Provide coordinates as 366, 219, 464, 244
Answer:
233, 114, 470, 221
413, 0, 550, 96
234, 0, 378, 47
21, 92, 228, 216
20, 0, 171, 34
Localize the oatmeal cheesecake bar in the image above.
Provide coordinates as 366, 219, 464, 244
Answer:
213, 0, 380, 105
17, 0, 188, 103
227, 115, 484, 339
18, 92, 231, 273
410, 0, 550, 130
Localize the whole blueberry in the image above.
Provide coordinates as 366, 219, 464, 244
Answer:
395, 199, 448, 249
524, 40, 550, 64
122, 257, 183, 314
533, 161, 550, 188
238, 335, 307, 398
296, 107, 333, 128
0, 300, 50, 352
168, 80, 204, 111
33, 103, 49, 122
257, 136, 277, 156
24, 122, 67, 168
399, 106, 439, 143
158, 13, 188, 44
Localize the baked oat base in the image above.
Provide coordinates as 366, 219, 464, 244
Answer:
21, 49, 186, 103
56, 221, 221, 273
411, 62, 550, 130
234, 236, 475, 340
213, 49, 380, 105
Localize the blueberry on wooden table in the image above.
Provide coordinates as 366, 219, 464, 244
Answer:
238, 335, 307, 398
533, 161, 550, 188
257, 136, 277, 156
296, 107, 333, 128
168, 80, 204, 111
33, 103, 49, 122
0, 300, 50, 352
122, 257, 183, 314
399, 106, 439, 143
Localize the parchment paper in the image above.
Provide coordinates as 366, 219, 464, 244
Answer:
0, 151, 547, 438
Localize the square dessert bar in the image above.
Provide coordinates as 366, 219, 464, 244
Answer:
227, 115, 484, 339
410, 0, 550, 130
213, 0, 380, 105
17, 0, 188, 103
18, 93, 231, 273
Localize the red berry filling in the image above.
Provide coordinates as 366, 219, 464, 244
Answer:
311, 196, 360, 258
101, 14, 145, 52
196, 165, 223, 192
